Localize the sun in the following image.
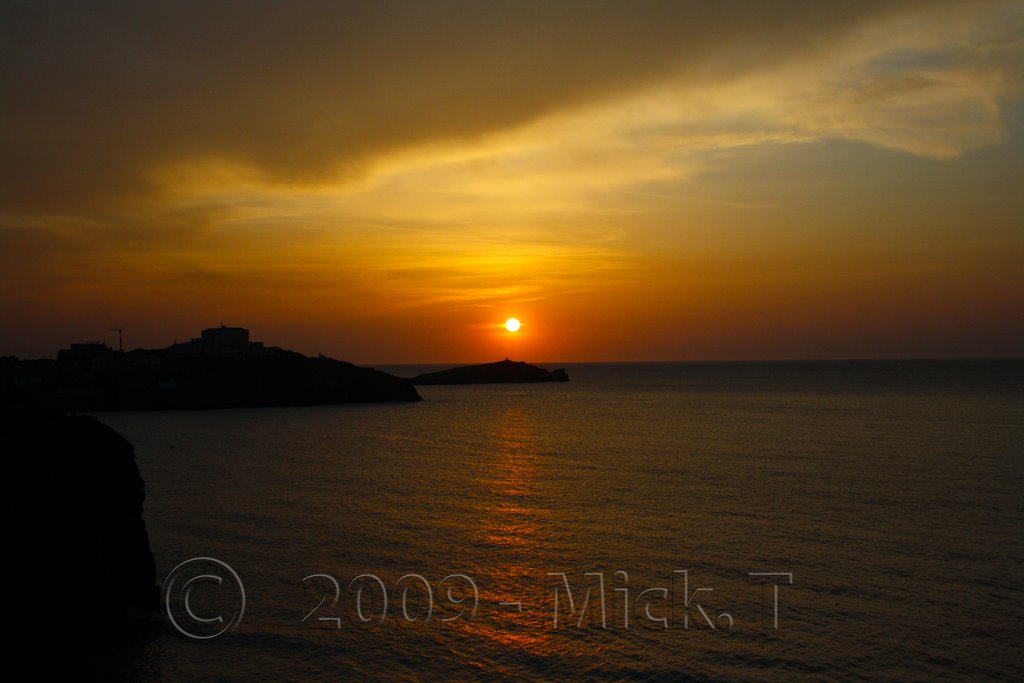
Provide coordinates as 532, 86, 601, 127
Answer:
505, 318, 521, 332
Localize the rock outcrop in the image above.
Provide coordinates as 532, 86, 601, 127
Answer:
411, 359, 570, 385
6, 410, 157, 661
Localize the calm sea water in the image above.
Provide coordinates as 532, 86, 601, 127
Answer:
96, 361, 1023, 681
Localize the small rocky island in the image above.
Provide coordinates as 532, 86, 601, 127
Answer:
0, 326, 421, 410
412, 358, 569, 385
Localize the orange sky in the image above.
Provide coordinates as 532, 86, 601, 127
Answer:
2, 1, 1023, 362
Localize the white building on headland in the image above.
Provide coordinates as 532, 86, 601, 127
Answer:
201, 325, 251, 348
170, 325, 268, 355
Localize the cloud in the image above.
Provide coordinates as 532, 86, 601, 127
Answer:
588, 1, 1023, 159
3, 1, 1022, 360
1, 0, 968, 213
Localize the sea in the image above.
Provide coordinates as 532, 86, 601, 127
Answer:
94, 360, 1023, 681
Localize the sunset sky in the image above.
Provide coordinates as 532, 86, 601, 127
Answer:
2, 1, 1022, 362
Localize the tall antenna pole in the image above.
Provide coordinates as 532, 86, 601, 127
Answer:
108, 327, 123, 352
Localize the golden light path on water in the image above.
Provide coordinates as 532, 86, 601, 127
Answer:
445, 406, 568, 668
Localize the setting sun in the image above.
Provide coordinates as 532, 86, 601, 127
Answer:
505, 318, 521, 333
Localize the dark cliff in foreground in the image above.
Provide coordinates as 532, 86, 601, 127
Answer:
1, 337, 421, 411
7, 410, 157, 666
411, 359, 569, 385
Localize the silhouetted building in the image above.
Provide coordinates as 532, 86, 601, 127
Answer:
201, 325, 250, 348
58, 342, 112, 362
57, 342, 119, 372
169, 325, 266, 355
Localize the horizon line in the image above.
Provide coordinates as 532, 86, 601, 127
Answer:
5, 348, 1022, 366
370, 355, 1024, 366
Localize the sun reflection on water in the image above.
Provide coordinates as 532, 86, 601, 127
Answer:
449, 405, 564, 656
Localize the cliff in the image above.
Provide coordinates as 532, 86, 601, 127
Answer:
411, 359, 570, 385
7, 410, 157, 665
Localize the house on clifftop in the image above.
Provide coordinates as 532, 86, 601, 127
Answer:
169, 325, 272, 356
